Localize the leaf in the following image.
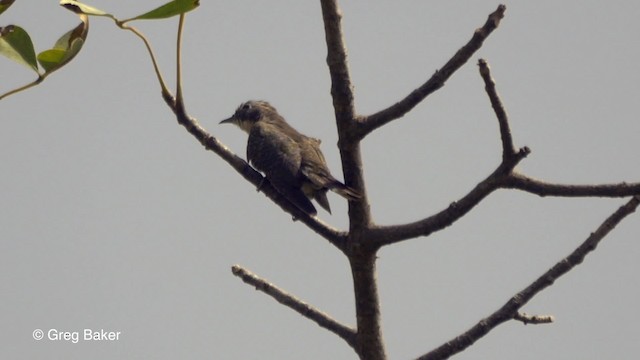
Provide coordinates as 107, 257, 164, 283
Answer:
0, 25, 38, 73
0, 0, 16, 16
123, 0, 199, 23
37, 49, 66, 72
38, 37, 85, 73
59, 0, 112, 18
37, 15, 88, 74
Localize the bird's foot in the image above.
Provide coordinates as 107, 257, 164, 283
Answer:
256, 177, 266, 192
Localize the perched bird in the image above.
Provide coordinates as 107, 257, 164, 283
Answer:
220, 100, 360, 215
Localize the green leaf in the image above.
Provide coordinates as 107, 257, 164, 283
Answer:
59, 0, 112, 18
37, 49, 66, 72
0, 25, 38, 73
36, 15, 88, 74
38, 38, 84, 72
123, 0, 199, 23
0, 0, 16, 16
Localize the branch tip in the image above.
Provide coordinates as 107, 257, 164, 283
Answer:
231, 264, 242, 275
514, 312, 555, 325
478, 58, 517, 159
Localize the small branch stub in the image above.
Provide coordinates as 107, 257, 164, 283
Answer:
514, 312, 555, 325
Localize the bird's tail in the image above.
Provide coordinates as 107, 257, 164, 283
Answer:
314, 182, 360, 214
328, 181, 361, 201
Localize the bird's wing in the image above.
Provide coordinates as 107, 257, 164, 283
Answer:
248, 122, 317, 215
299, 137, 336, 187
248, 122, 301, 177
300, 137, 361, 201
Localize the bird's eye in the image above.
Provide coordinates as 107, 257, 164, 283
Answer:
241, 103, 251, 111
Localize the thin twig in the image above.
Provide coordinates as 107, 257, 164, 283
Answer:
513, 312, 554, 325
117, 23, 172, 100
359, 5, 506, 139
231, 265, 357, 350
175, 13, 186, 110
505, 173, 640, 197
417, 196, 640, 360
0, 75, 44, 101
478, 58, 520, 160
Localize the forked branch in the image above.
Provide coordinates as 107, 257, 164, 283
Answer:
371, 58, 529, 248
371, 58, 639, 248
417, 196, 640, 360
370, 157, 521, 248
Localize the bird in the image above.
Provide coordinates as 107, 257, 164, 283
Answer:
220, 100, 360, 216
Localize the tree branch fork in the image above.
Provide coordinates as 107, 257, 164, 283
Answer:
154, 3, 640, 360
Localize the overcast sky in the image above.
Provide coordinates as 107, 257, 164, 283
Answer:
2, 1, 639, 359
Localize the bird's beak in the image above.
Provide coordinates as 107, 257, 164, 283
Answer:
219, 116, 235, 125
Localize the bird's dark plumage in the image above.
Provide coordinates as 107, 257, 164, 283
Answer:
220, 100, 360, 215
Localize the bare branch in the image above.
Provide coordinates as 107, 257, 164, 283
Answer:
513, 312, 555, 325
231, 265, 357, 350
417, 196, 640, 360
349, 250, 387, 359
478, 58, 520, 160
478, 59, 640, 199
320, 0, 372, 229
370, 48, 638, 248
372, 151, 528, 247
359, 4, 506, 139
505, 173, 640, 198
371, 172, 502, 247
320, 0, 356, 123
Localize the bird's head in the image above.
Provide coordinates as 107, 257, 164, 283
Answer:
220, 100, 276, 133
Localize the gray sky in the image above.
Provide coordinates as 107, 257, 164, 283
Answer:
2, 1, 639, 359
